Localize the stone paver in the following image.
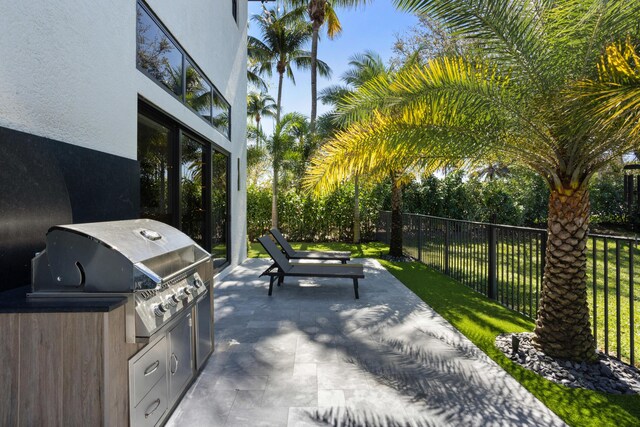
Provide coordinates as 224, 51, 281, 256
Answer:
166, 258, 566, 427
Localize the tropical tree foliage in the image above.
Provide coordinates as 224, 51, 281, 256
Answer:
286, 0, 368, 132
248, 7, 331, 125
320, 51, 389, 243
265, 112, 310, 227
247, 91, 276, 148
249, 7, 331, 226
304, 0, 640, 361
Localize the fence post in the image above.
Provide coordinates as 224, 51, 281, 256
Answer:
488, 223, 498, 300
444, 220, 450, 274
417, 216, 423, 262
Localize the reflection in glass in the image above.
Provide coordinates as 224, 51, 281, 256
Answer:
185, 62, 212, 122
138, 115, 174, 224
212, 152, 228, 268
212, 89, 231, 138
181, 135, 206, 247
136, 5, 183, 96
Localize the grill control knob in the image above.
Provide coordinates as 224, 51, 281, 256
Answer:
193, 278, 203, 288
183, 287, 193, 296
167, 295, 178, 307
153, 303, 168, 317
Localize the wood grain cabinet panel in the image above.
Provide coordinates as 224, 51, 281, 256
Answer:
1, 306, 141, 427
0, 314, 20, 426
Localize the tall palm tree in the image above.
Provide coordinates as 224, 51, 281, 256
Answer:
249, 7, 331, 126
267, 112, 309, 227
305, 0, 640, 361
247, 91, 276, 148
287, 0, 368, 132
249, 7, 331, 227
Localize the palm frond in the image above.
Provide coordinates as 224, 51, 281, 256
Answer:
324, 5, 342, 39
570, 38, 640, 140
392, 0, 551, 88
293, 55, 332, 77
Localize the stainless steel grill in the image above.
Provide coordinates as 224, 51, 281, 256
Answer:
30, 218, 213, 340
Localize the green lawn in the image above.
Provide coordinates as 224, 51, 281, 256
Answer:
250, 241, 640, 426
248, 241, 389, 259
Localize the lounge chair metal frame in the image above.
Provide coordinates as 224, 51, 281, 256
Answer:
258, 235, 364, 299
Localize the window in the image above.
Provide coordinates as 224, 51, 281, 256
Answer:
136, 1, 231, 139
138, 105, 230, 269
211, 152, 228, 268
212, 88, 231, 139
180, 134, 206, 247
136, 6, 183, 97
185, 61, 212, 123
138, 114, 176, 224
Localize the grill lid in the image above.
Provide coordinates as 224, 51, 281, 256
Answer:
52, 219, 200, 263
32, 219, 211, 293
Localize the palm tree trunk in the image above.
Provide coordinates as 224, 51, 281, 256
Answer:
276, 71, 284, 125
310, 23, 320, 133
534, 185, 596, 361
256, 117, 261, 148
271, 163, 278, 228
272, 70, 284, 229
353, 175, 360, 244
389, 173, 403, 257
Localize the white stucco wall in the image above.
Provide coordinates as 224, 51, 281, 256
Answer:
0, 0, 248, 269
0, 0, 137, 159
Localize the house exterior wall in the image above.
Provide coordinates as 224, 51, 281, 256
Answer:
0, 0, 248, 290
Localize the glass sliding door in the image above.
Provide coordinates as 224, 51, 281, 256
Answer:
211, 151, 228, 268
180, 134, 207, 247
138, 104, 229, 268
138, 114, 175, 224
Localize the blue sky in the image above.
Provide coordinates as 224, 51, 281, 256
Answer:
247, 1, 419, 134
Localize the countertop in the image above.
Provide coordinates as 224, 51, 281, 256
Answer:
0, 285, 128, 313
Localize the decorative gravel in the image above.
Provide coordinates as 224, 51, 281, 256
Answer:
496, 332, 640, 395
380, 254, 415, 263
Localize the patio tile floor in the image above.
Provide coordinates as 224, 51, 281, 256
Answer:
166, 258, 566, 426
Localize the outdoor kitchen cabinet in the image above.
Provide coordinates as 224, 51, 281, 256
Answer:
0, 302, 144, 426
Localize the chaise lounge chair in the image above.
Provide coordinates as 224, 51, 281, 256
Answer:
258, 235, 365, 299
269, 228, 351, 264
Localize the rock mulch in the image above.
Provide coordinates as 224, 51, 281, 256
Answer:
380, 254, 415, 263
496, 332, 640, 395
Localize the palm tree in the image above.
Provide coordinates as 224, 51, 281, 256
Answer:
266, 112, 309, 227
247, 92, 276, 148
249, 7, 331, 227
287, 0, 368, 132
305, 0, 640, 361
249, 7, 331, 126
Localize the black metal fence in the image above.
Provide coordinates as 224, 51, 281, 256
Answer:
377, 211, 639, 366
